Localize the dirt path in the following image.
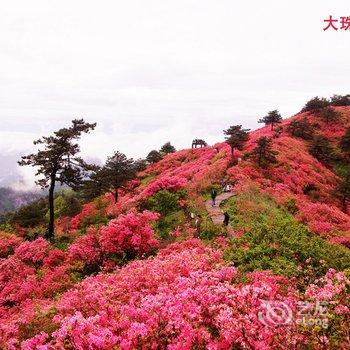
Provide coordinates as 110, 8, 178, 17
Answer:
205, 192, 235, 225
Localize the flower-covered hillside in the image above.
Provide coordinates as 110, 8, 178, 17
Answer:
1, 104, 350, 349
227, 106, 350, 241
2, 240, 349, 349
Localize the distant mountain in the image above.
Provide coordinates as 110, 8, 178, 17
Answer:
0, 187, 44, 215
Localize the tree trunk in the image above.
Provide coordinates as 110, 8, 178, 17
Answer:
46, 172, 56, 240
271, 123, 274, 131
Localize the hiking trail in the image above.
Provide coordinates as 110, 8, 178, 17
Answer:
205, 192, 235, 225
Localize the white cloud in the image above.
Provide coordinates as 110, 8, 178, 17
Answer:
0, 0, 349, 187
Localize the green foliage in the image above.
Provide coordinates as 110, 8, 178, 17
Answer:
0, 221, 14, 232
287, 118, 314, 140
17, 307, 59, 343
140, 174, 156, 186
224, 193, 350, 282
318, 106, 341, 124
146, 189, 184, 215
301, 96, 330, 112
144, 189, 187, 240
335, 170, 350, 212
223, 125, 250, 155
79, 164, 106, 201
309, 135, 335, 164
146, 150, 162, 164
25, 226, 47, 240
192, 139, 207, 148
93, 196, 109, 210
45, 190, 81, 220
133, 158, 148, 172
285, 197, 298, 214
252, 137, 278, 168
242, 152, 251, 160
18, 119, 96, 239
160, 142, 176, 155
330, 94, 350, 106
10, 198, 48, 228
258, 110, 282, 130
156, 210, 186, 240
198, 215, 222, 240
79, 212, 109, 232
340, 127, 350, 157
102, 151, 137, 203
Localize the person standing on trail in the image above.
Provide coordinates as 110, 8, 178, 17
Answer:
221, 180, 226, 192
223, 211, 230, 226
211, 188, 217, 206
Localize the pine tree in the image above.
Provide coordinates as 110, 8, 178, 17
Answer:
146, 150, 162, 163
287, 118, 314, 140
223, 125, 250, 155
330, 94, 350, 106
133, 158, 148, 172
309, 135, 334, 163
80, 164, 107, 201
160, 142, 176, 154
318, 106, 340, 124
18, 119, 96, 240
103, 151, 136, 203
340, 127, 350, 158
258, 110, 283, 130
335, 171, 350, 212
252, 137, 278, 168
301, 96, 330, 112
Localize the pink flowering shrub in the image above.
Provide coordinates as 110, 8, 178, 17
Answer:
297, 202, 350, 236
0, 256, 37, 307
15, 240, 302, 350
70, 201, 107, 230
140, 175, 188, 199
67, 210, 160, 270
43, 249, 66, 268
68, 229, 101, 265
99, 210, 159, 257
14, 238, 50, 265
1, 107, 350, 349
303, 269, 350, 348
0, 233, 22, 258
305, 268, 349, 302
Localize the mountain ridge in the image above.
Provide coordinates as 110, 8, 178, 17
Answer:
1, 106, 350, 349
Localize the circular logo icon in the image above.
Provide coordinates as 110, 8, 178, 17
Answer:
258, 300, 293, 327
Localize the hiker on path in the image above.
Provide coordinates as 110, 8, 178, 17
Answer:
211, 188, 217, 206
223, 211, 230, 226
221, 180, 226, 192
225, 183, 232, 192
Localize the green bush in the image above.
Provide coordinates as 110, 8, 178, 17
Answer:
224, 193, 350, 283
143, 189, 187, 240
45, 190, 82, 220
285, 197, 298, 214
79, 212, 109, 231
145, 189, 184, 215
198, 215, 222, 240
156, 210, 186, 240
10, 198, 48, 228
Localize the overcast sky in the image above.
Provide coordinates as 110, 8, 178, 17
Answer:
0, 0, 349, 189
